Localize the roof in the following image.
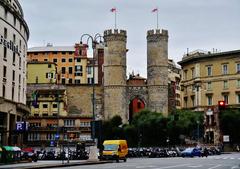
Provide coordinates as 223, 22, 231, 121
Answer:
28, 46, 75, 52
178, 49, 240, 65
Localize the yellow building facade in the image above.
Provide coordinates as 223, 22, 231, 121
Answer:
178, 49, 240, 144
178, 50, 240, 110
27, 61, 56, 84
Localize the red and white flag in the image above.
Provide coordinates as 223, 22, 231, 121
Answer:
152, 8, 158, 12
110, 7, 116, 12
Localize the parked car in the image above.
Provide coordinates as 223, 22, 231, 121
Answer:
181, 148, 201, 157
21, 150, 38, 162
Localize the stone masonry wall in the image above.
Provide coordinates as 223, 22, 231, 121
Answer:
147, 29, 169, 116
103, 29, 128, 122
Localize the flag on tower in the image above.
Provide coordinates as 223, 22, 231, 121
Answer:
110, 7, 116, 12
152, 8, 158, 12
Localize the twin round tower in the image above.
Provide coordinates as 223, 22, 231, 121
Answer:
103, 29, 169, 123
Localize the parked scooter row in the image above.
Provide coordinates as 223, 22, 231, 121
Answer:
127, 146, 222, 158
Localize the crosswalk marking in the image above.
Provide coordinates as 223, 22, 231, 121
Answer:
208, 164, 222, 169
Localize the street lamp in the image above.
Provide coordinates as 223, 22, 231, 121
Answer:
197, 120, 200, 144
80, 33, 103, 141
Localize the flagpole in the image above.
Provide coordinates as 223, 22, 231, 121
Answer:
157, 8, 159, 29
115, 10, 117, 29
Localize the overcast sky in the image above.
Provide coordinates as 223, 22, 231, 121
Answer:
20, 0, 240, 77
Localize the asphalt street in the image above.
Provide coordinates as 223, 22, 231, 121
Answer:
1, 153, 240, 169
50, 153, 240, 169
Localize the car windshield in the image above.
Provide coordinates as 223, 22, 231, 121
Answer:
104, 144, 118, 151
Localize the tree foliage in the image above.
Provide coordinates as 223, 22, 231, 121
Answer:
101, 109, 204, 147
219, 109, 240, 143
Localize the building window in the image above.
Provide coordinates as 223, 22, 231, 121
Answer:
222, 64, 228, 75
75, 79, 81, 84
43, 104, 48, 108
191, 68, 195, 79
87, 67, 92, 74
207, 82, 212, 90
28, 133, 40, 141
184, 70, 188, 80
53, 104, 58, 108
62, 79, 66, 84
184, 97, 188, 108
223, 81, 228, 89
48, 64, 51, 68
3, 66, 7, 78
19, 57, 22, 69
53, 58, 57, 63
69, 58, 73, 62
69, 67, 73, 74
76, 58, 81, 62
44, 59, 48, 62
237, 79, 240, 88
236, 63, 240, 73
62, 58, 66, 62
64, 120, 75, 127
80, 122, 90, 127
207, 66, 212, 76
69, 79, 72, 84
88, 78, 93, 84
62, 52, 66, 55
13, 52, 16, 65
2, 85, 6, 98
4, 28, 7, 38
223, 95, 229, 104
75, 65, 82, 71
12, 86, 14, 100
4, 7, 7, 19
237, 94, 240, 104
12, 70, 15, 81
191, 95, 195, 107
13, 34, 16, 43
61, 67, 66, 74
207, 95, 212, 106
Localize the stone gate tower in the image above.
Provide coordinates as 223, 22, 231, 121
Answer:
103, 29, 128, 122
147, 29, 169, 116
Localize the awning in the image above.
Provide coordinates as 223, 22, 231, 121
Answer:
22, 147, 33, 153
3, 146, 14, 151
12, 146, 21, 151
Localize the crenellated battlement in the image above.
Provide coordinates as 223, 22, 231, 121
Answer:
147, 29, 168, 36
104, 29, 127, 36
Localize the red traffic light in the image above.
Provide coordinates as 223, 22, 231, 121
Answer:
218, 101, 225, 106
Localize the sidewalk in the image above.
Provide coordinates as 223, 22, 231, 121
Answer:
0, 160, 110, 169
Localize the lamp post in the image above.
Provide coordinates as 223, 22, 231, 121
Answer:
80, 33, 103, 141
197, 120, 200, 144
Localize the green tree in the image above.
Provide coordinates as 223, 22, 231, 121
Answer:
219, 109, 240, 143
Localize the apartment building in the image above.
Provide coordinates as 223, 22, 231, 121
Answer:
178, 49, 240, 144
0, 0, 30, 146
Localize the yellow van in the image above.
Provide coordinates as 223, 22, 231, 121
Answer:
100, 140, 128, 162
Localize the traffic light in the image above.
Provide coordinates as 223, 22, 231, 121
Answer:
218, 101, 226, 111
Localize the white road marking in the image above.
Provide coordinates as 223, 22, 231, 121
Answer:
208, 164, 222, 169
230, 157, 235, 159
153, 164, 189, 169
231, 165, 239, 169
188, 165, 202, 168
238, 157, 240, 160
223, 157, 228, 159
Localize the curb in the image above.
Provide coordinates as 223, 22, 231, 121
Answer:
1, 160, 111, 169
